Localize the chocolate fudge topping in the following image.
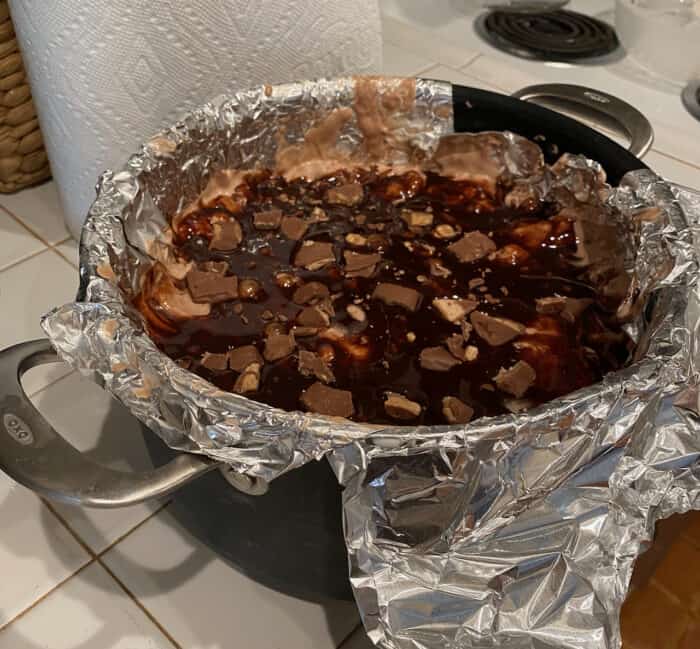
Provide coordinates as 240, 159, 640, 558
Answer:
137, 161, 633, 426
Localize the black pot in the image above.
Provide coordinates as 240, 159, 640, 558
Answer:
0, 81, 653, 603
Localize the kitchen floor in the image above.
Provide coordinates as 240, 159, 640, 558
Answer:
1, 5, 700, 649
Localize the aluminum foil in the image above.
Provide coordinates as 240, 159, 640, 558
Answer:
40, 76, 700, 649
43, 77, 454, 480
329, 179, 700, 649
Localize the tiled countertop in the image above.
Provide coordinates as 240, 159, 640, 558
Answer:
1, 6, 699, 649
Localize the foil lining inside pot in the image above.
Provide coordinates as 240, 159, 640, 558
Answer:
40, 76, 700, 649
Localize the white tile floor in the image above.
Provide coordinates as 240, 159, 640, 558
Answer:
0, 12, 698, 649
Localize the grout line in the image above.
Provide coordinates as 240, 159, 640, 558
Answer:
51, 240, 78, 269
0, 202, 67, 248
97, 499, 173, 558
0, 245, 74, 277
381, 16, 480, 71
98, 558, 183, 649
0, 203, 48, 243
421, 63, 504, 93
455, 64, 511, 94
414, 62, 444, 78
648, 148, 700, 173
42, 480, 172, 560
25, 367, 76, 399
25, 494, 179, 645
462, 50, 481, 69
336, 623, 366, 649
0, 559, 96, 633
0, 245, 49, 274
41, 498, 98, 559
460, 52, 482, 71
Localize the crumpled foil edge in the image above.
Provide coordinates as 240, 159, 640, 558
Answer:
328, 180, 700, 649
38, 75, 700, 649
43, 77, 455, 481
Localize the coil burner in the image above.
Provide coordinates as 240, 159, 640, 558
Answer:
475, 10, 619, 62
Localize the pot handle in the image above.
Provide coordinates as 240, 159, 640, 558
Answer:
0, 339, 221, 508
512, 83, 654, 158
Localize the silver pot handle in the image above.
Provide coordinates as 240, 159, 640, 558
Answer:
512, 83, 654, 158
0, 339, 220, 508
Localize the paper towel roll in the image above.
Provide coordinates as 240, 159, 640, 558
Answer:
8, 0, 382, 239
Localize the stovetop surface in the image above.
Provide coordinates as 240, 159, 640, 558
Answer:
382, 0, 700, 170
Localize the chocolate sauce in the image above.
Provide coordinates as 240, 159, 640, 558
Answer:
137, 167, 632, 425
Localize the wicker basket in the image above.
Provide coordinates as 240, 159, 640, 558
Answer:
0, 1, 50, 192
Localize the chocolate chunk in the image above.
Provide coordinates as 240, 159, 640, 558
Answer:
344, 251, 381, 278
448, 231, 496, 263
294, 241, 335, 270
202, 261, 228, 274
491, 243, 530, 266
298, 350, 335, 384
264, 322, 286, 337
432, 298, 477, 324
428, 258, 452, 278
233, 363, 261, 394
201, 351, 228, 371
186, 270, 239, 304
292, 281, 330, 305
310, 207, 328, 222
536, 296, 567, 315
384, 392, 422, 420
433, 224, 457, 239
253, 208, 282, 230
346, 304, 366, 322
326, 183, 363, 206
297, 306, 331, 328
442, 396, 474, 424
419, 346, 461, 371
470, 311, 525, 346
263, 333, 296, 361
280, 216, 308, 240
461, 321, 473, 340
536, 296, 593, 322
372, 282, 422, 312
292, 326, 320, 337
210, 219, 243, 250
464, 345, 479, 361
494, 360, 536, 398
228, 345, 263, 372
301, 382, 354, 417
446, 334, 466, 360
401, 210, 433, 228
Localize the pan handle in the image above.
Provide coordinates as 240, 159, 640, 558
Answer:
512, 83, 654, 158
0, 339, 223, 508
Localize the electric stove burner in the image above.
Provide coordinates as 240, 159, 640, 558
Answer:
682, 81, 700, 122
475, 10, 619, 62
